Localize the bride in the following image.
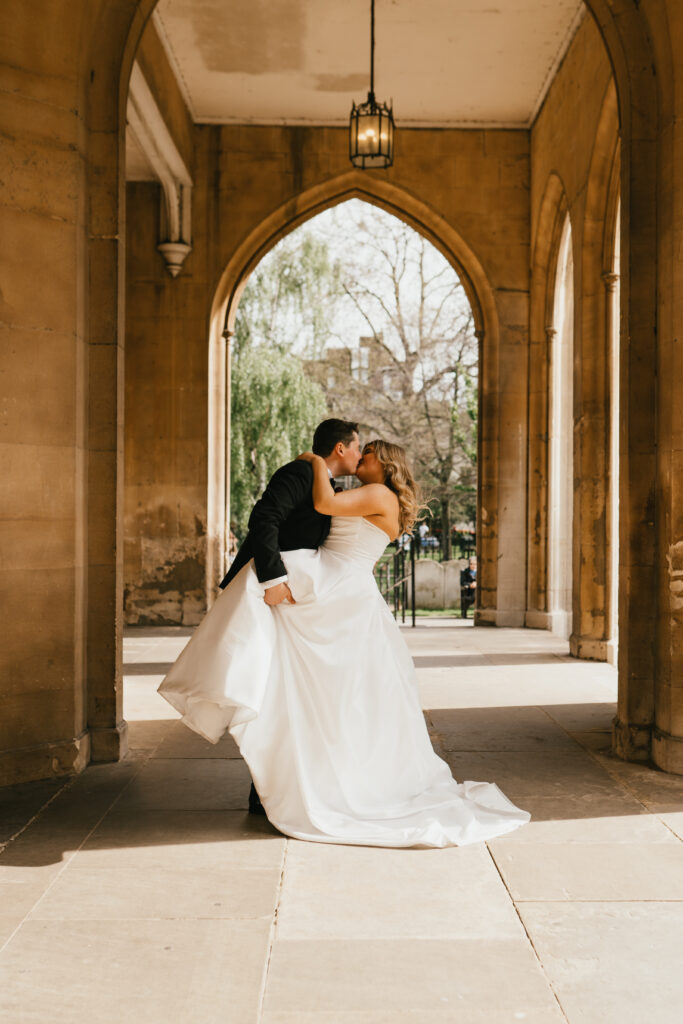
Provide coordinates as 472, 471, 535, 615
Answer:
158, 439, 530, 848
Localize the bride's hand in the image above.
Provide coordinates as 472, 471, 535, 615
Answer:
296, 451, 321, 463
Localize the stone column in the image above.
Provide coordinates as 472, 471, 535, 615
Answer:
494, 305, 529, 628
0, 0, 91, 783
475, 327, 496, 624
651, 2, 683, 772
525, 327, 554, 630
611, 134, 658, 763
569, 268, 613, 661
83, 0, 142, 762
603, 270, 620, 666
476, 294, 528, 630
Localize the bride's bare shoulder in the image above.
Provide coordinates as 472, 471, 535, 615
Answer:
359, 482, 398, 505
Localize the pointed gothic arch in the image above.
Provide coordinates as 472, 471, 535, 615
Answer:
205, 175, 499, 598
76, 0, 669, 770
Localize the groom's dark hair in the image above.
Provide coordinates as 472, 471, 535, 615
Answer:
312, 419, 359, 457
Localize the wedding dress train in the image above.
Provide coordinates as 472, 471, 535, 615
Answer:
158, 516, 530, 847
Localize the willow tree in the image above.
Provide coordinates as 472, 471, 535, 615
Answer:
229, 232, 337, 536
230, 348, 328, 538
312, 203, 478, 557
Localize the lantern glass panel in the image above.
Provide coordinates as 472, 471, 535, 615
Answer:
349, 101, 394, 168
358, 113, 381, 155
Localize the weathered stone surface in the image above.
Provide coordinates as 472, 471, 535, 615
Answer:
2, 0, 683, 788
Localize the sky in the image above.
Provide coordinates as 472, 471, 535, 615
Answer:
243, 198, 476, 363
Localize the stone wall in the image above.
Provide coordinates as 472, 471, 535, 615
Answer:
124, 181, 210, 625
123, 117, 531, 625
409, 561, 468, 611
0, 1, 101, 784
2, 0, 681, 784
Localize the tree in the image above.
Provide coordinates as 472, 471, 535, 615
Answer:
310, 203, 478, 557
230, 347, 328, 538
230, 231, 341, 534
229, 200, 479, 556
233, 231, 344, 361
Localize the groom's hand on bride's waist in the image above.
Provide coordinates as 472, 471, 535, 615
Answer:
264, 582, 296, 606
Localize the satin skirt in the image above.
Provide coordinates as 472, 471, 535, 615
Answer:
158, 537, 531, 848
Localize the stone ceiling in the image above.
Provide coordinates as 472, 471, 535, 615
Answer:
152, 0, 586, 129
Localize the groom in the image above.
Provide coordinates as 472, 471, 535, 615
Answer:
220, 418, 362, 812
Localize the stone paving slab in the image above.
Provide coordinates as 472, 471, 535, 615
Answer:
0, 777, 68, 844
116, 756, 252, 811
261, 1015, 558, 1024
152, 722, 242, 759
517, 902, 683, 1024
0, 918, 270, 1024
263, 937, 565, 1019
0, 622, 680, 1023
489, 841, 683, 900
276, 842, 523, 941
428, 705, 580, 751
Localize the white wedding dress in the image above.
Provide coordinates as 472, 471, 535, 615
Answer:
158, 516, 530, 847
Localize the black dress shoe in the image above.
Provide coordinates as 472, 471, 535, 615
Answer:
248, 782, 266, 816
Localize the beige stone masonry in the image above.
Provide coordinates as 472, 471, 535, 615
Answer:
1, 0, 682, 786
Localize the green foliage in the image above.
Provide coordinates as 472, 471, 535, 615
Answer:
230, 347, 328, 537
229, 200, 479, 550
233, 232, 344, 361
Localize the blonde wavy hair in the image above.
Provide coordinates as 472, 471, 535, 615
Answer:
364, 439, 426, 534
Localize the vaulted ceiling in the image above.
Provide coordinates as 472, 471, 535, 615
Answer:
152, 0, 586, 129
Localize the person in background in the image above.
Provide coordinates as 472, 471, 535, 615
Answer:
460, 556, 477, 618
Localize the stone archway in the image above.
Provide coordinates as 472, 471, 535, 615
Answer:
78, 0, 668, 772
205, 173, 500, 606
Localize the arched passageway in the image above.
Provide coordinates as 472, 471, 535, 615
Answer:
2, 0, 682, 787
204, 180, 500, 610
219, 197, 479, 581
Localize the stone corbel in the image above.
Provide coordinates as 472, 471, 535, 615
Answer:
127, 62, 193, 278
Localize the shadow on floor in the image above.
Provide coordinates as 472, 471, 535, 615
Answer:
412, 653, 576, 668
124, 654, 578, 673
3, 702, 683, 869
124, 662, 176, 675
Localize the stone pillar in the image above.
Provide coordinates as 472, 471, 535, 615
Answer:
86, 140, 128, 762
525, 325, 552, 631
603, 270, 620, 667
611, 110, 658, 764
83, 0, 139, 762
474, 326, 496, 625
0, 0, 92, 783
494, 299, 529, 627
569, 267, 613, 662
650, 2, 683, 772
476, 288, 529, 629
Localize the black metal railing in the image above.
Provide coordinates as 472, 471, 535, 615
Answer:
374, 537, 416, 626
415, 535, 476, 562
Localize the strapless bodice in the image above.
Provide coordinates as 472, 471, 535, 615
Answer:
322, 516, 390, 567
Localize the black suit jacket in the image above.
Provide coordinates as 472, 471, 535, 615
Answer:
219, 460, 332, 589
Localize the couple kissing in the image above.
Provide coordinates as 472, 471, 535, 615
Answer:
158, 418, 530, 848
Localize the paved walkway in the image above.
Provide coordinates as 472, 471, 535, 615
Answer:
2, 621, 683, 1022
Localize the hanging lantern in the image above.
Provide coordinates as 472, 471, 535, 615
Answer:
349, 0, 395, 168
